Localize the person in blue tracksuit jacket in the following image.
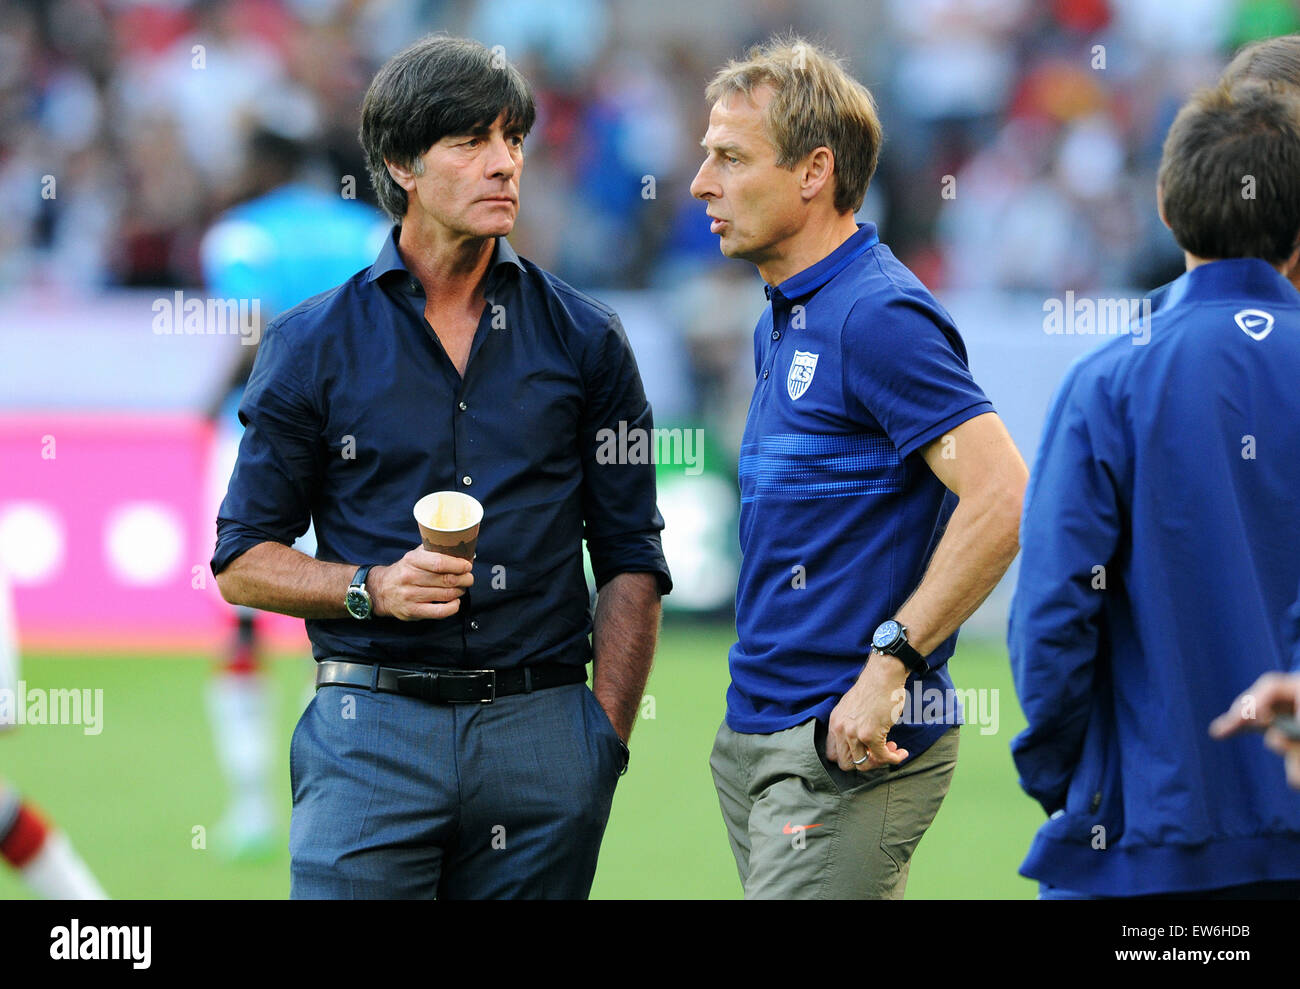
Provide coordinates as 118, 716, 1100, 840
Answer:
1009, 81, 1300, 898
1156, 37, 1300, 801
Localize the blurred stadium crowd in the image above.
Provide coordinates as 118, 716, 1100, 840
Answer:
1, 0, 1295, 442
5, 0, 1295, 290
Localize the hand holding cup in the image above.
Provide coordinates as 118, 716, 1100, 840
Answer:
366, 492, 483, 621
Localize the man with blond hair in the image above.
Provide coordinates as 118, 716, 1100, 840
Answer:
692, 37, 1027, 899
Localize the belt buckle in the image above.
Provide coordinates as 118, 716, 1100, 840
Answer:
441, 668, 496, 704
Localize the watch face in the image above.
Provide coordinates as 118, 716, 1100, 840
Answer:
346, 587, 371, 619
873, 620, 900, 650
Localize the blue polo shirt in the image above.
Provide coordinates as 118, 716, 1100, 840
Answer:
727, 223, 995, 760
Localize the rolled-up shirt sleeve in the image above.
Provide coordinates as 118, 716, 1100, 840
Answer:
211, 320, 322, 576
578, 312, 672, 596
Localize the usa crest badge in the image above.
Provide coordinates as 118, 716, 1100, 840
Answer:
787, 350, 819, 401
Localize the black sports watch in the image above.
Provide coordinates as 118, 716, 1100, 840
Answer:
345, 564, 376, 620
871, 619, 928, 676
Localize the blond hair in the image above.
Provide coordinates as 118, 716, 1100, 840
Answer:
706, 36, 882, 214
1221, 34, 1300, 90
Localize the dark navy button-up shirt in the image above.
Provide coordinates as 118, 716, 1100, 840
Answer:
212, 227, 671, 669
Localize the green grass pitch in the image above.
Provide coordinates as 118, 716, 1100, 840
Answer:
0, 622, 1041, 899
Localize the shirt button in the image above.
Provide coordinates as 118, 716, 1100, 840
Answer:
772, 330, 780, 340
469, 620, 479, 631
458, 401, 468, 411
762, 369, 769, 379
462, 475, 472, 486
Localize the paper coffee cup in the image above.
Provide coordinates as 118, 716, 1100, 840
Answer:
413, 491, 483, 561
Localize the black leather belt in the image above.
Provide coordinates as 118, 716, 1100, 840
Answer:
314, 659, 587, 704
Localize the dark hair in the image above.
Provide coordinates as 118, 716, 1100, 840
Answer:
1222, 34, 1300, 89
1158, 82, 1300, 265
359, 35, 536, 223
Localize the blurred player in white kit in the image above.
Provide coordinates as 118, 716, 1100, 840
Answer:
0, 563, 106, 898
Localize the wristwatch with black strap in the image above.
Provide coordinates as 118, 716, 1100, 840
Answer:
871, 619, 928, 676
345, 564, 376, 620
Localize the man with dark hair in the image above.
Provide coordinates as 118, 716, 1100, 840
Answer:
692, 37, 1027, 899
1203, 34, 1300, 804
1148, 33, 1300, 309
1010, 82, 1300, 898
212, 35, 670, 899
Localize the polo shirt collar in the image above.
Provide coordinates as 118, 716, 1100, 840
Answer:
764, 222, 880, 302
1161, 256, 1299, 309
365, 225, 525, 285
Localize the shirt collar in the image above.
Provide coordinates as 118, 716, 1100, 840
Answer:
365, 225, 525, 288
1162, 257, 1299, 308
764, 222, 880, 302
